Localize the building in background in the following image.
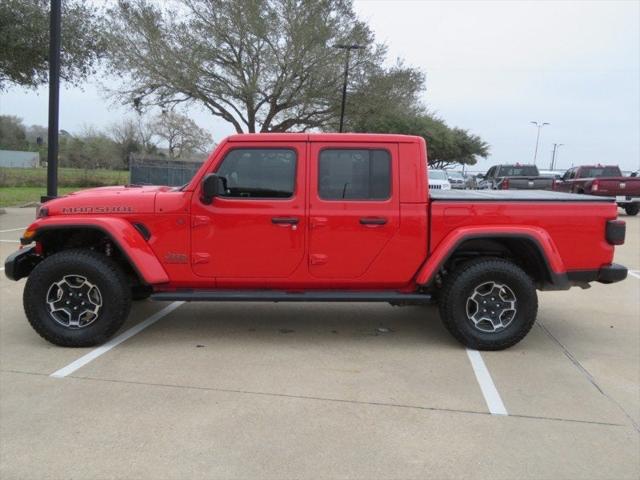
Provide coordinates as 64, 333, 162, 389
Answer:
0, 150, 39, 168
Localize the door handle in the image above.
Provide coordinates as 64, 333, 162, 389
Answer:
271, 217, 300, 225
359, 217, 387, 226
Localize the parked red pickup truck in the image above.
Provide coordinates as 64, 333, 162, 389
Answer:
554, 165, 640, 216
5, 134, 628, 350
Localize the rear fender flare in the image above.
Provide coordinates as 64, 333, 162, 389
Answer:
28, 216, 169, 285
415, 226, 566, 286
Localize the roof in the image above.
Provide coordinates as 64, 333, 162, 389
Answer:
226, 133, 424, 144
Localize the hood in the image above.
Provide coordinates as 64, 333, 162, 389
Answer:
43, 185, 172, 216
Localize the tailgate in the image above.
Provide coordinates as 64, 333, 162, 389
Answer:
506, 177, 554, 190
597, 178, 640, 196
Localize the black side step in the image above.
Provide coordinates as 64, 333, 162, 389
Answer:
151, 290, 433, 304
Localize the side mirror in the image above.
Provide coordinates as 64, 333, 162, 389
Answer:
201, 174, 225, 204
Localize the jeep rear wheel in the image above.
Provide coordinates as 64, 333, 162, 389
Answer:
439, 258, 538, 350
24, 249, 132, 347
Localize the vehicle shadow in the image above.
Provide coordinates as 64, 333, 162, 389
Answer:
127, 301, 460, 350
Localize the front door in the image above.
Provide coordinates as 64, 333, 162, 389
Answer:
308, 142, 400, 279
191, 143, 306, 278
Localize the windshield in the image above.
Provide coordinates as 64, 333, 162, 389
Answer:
430, 170, 448, 180
497, 165, 539, 177
448, 172, 464, 180
581, 167, 621, 178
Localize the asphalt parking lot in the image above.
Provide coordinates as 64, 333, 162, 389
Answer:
0, 206, 638, 479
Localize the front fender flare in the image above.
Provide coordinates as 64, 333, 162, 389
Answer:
415, 225, 566, 286
27, 216, 169, 285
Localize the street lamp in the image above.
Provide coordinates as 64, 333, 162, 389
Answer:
550, 143, 564, 170
530, 121, 550, 166
43, 0, 62, 202
334, 44, 366, 133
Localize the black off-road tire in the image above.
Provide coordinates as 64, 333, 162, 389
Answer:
624, 204, 639, 216
439, 257, 538, 350
23, 249, 132, 347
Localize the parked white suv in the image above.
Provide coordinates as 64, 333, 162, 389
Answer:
429, 169, 452, 190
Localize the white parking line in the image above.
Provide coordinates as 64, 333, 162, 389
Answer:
466, 348, 508, 416
50, 301, 184, 378
0, 239, 19, 243
628, 270, 640, 279
0, 227, 26, 233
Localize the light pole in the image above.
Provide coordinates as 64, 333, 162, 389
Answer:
43, 0, 61, 202
334, 44, 365, 133
550, 143, 563, 170
530, 121, 550, 166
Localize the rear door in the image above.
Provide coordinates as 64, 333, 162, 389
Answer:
307, 142, 400, 279
191, 143, 306, 278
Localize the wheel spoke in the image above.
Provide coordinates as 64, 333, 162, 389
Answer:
46, 274, 102, 329
466, 281, 518, 334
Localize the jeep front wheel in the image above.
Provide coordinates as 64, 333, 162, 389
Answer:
23, 249, 132, 347
439, 258, 538, 350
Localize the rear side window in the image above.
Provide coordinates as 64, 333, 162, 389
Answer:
215, 148, 296, 198
497, 165, 539, 176
318, 149, 391, 200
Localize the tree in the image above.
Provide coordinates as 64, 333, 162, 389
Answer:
104, 0, 411, 133
347, 108, 488, 169
108, 118, 142, 167
151, 111, 212, 159
0, 115, 29, 150
0, 0, 104, 90
57, 127, 123, 170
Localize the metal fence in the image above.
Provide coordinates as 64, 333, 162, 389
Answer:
129, 157, 203, 186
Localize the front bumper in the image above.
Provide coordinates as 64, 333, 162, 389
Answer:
4, 246, 41, 281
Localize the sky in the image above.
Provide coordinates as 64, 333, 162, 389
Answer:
1, 0, 639, 172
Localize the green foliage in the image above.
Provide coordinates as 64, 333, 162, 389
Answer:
0, 167, 127, 188
0, 113, 211, 169
350, 109, 489, 168
0, 0, 105, 89
58, 128, 122, 169
104, 0, 398, 133
0, 186, 77, 207
0, 115, 31, 150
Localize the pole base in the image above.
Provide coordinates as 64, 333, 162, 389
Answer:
40, 195, 57, 203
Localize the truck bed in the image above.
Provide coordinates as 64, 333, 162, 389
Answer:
430, 190, 613, 202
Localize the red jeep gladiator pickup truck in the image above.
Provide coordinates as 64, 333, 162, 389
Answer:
4, 134, 628, 350
554, 165, 640, 216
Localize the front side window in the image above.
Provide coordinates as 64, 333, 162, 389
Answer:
318, 149, 391, 200
215, 148, 296, 198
